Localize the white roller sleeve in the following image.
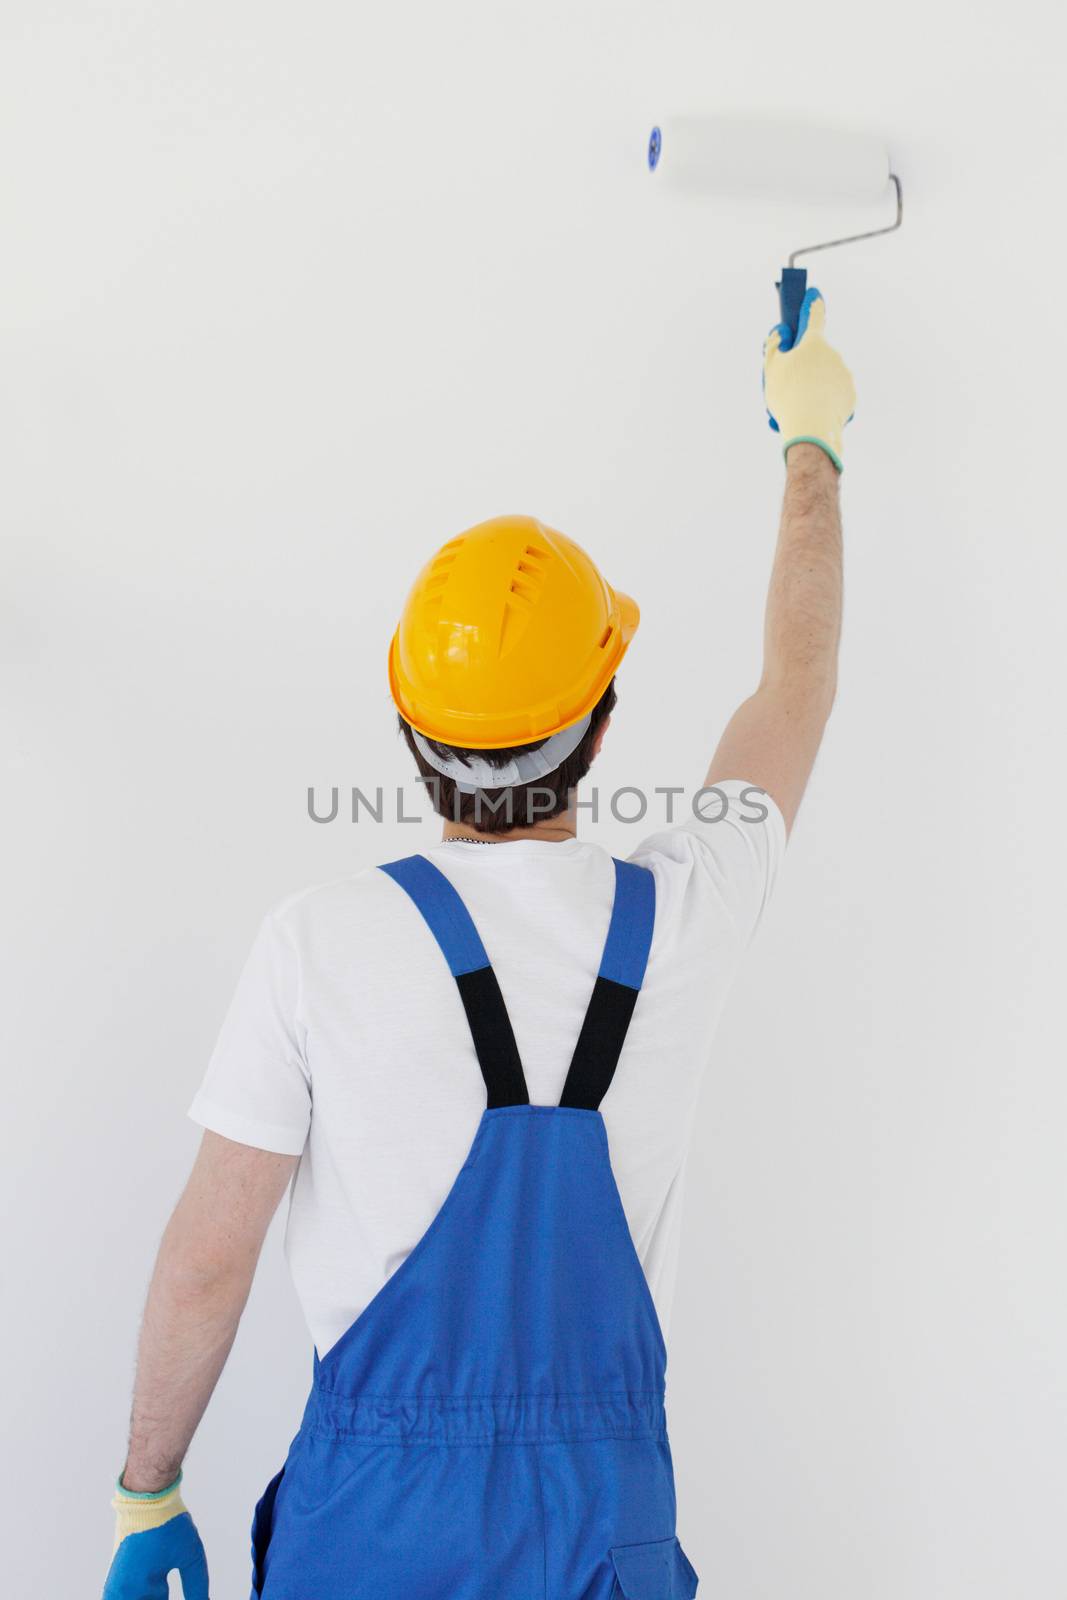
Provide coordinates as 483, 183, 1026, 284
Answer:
650, 116, 890, 204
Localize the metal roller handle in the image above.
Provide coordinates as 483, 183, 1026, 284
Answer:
788, 174, 903, 267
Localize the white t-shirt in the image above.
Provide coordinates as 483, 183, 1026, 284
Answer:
189, 782, 785, 1355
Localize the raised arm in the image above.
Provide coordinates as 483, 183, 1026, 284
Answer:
705, 292, 855, 832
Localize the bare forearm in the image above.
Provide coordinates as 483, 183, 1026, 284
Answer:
122, 1220, 254, 1491
120, 1132, 296, 1492
705, 444, 843, 830
762, 442, 842, 708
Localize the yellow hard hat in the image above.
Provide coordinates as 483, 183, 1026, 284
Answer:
388, 515, 639, 750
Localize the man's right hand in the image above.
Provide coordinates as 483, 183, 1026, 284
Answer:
763, 289, 856, 472
103, 1474, 209, 1600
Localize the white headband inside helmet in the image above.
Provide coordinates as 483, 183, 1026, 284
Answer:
411, 714, 593, 795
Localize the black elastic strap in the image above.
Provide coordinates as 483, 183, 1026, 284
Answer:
455, 967, 529, 1109
559, 977, 641, 1110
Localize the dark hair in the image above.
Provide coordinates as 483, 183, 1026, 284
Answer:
399, 680, 616, 835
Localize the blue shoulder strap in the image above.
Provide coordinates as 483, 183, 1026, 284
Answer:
380, 855, 490, 977
598, 857, 656, 990
559, 859, 656, 1110
379, 856, 529, 1108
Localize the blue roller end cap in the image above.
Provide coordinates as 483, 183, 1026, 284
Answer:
647, 126, 661, 172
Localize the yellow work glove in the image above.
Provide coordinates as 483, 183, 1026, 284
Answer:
103, 1471, 210, 1598
763, 289, 856, 471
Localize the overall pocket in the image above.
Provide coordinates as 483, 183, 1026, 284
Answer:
610, 1535, 699, 1598
249, 1466, 286, 1598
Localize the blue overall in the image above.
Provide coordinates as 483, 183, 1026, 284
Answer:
250, 854, 698, 1600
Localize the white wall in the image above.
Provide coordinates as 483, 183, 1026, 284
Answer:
4, 2, 1065, 1595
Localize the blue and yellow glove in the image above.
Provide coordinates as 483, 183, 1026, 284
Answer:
103, 1472, 209, 1599
764, 289, 856, 471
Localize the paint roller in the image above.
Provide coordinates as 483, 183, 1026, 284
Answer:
646, 116, 902, 348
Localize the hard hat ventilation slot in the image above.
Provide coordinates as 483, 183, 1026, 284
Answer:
509, 545, 548, 609
523, 543, 550, 561
422, 542, 461, 607
598, 624, 614, 649
427, 542, 462, 577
